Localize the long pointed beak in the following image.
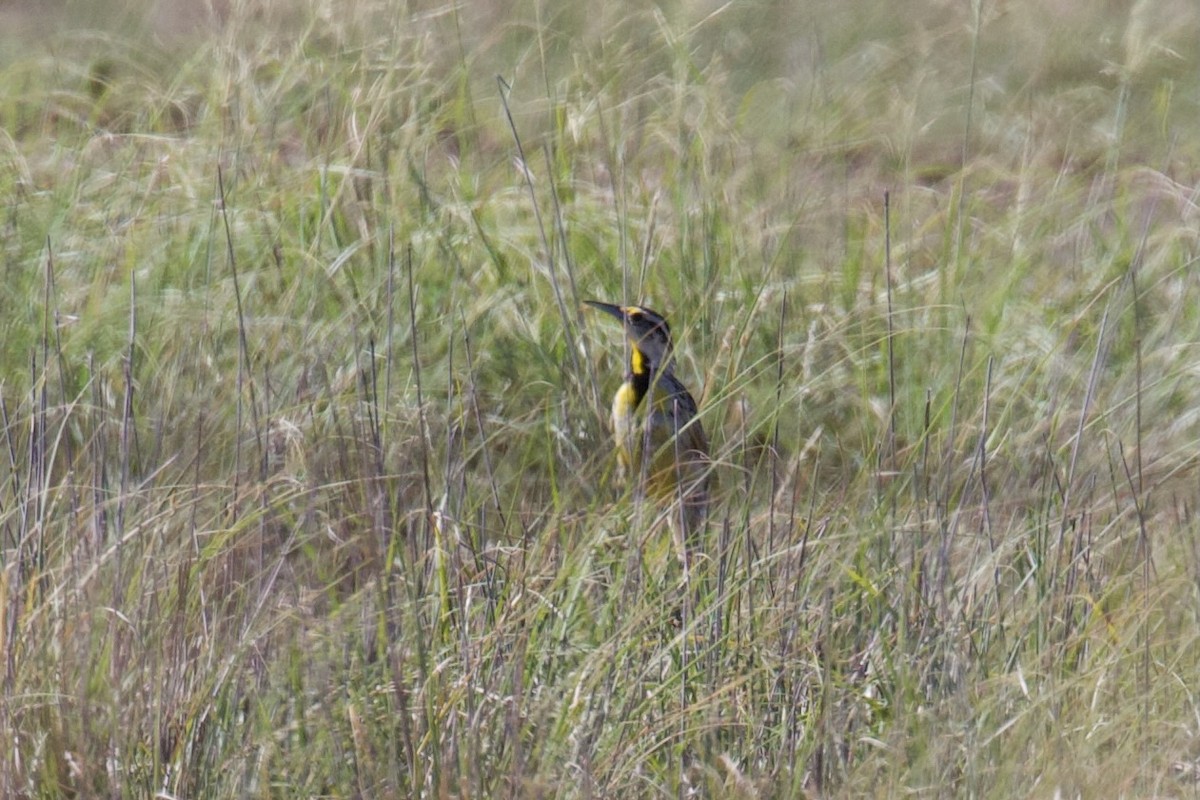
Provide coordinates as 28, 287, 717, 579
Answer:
583, 300, 625, 321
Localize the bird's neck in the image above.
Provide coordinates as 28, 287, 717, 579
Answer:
627, 346, 674, 406
627, 347, 650, 405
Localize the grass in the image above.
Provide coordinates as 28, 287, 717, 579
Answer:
1, 0, 1200, 796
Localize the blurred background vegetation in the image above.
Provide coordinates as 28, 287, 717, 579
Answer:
1, 0, 1199, 796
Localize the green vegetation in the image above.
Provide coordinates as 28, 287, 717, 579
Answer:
2, 0, 1199, 796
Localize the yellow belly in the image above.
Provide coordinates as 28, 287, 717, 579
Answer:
610, 374, 711, 561
610, 381, 708, 504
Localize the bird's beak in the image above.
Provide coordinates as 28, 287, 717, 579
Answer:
583, 300, 625, 321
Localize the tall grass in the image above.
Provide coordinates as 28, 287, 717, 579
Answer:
1, 0, 1199, 796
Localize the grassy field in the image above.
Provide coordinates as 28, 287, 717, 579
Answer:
2, 0, 1200, 796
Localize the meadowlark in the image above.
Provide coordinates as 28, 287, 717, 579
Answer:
584, 301, 710, 567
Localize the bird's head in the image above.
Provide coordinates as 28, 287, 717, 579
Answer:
584, 300, 675, 374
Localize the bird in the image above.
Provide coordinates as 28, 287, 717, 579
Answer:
584, 301, 710, 570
